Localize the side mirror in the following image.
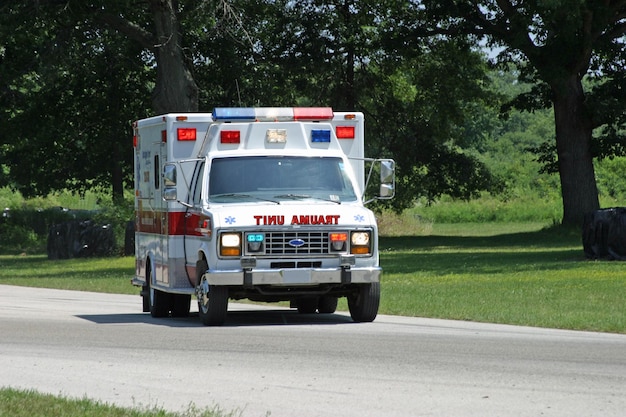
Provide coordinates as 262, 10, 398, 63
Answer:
378, 159, 395, 199
163, 164, 177, 201
163, 163, 177, 187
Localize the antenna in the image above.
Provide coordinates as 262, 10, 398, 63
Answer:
235, 79, 242, 106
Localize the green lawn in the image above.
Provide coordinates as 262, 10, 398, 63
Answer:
1, 222, 624, 333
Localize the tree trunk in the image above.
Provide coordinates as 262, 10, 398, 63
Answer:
552, 75, 599, 227
111, 144, 124, 204
149, 0, 198, 113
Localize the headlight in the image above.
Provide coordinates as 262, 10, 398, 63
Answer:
220, 232, 241, 256
350, 231, 371, 255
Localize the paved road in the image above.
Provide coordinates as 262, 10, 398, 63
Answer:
1, 284, 625, 417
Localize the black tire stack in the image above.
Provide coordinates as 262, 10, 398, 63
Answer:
583, 207, 626, 260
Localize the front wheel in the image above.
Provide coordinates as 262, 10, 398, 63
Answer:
196, 259, 228, 326
347, 282, 380, 323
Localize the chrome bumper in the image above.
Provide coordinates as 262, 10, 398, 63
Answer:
204, 266, 381, 286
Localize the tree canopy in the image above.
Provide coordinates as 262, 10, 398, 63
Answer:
418, 0, 626, 225
1, 0, 625, 227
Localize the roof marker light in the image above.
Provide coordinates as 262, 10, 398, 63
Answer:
311, 129, 331, 143
336, 126, 355, 139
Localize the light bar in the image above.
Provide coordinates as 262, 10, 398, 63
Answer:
255, 107, 294, 122
213, 107, 334, 122
293, 107, 334, 120
213, 108, 256, 121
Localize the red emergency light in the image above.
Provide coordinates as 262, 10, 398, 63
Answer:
177, 128, 196, 141
220, 130, 241, 144
293, 107, 334, 120
335, 126, 355, 139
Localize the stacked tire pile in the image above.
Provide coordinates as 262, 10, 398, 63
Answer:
582, 207, 626, 260
47, 219, 115, 259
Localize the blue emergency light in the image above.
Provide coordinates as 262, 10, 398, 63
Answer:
213, 108, 256, 121
311, 129, 331, 143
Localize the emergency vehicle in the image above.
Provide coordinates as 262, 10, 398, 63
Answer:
132, 107, 394, 325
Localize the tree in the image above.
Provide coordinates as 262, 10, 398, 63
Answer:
240, 0, 499, 209
1, 0, 499, 207
420, 0, 626, 226
0, 2, 152, 201
0, 0, 201, 200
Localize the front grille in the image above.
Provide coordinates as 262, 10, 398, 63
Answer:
264, 231, 328, 256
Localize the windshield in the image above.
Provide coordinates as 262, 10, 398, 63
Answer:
208, 156, 357, 203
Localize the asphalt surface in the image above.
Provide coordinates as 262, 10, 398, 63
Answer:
1, 284, 625, 417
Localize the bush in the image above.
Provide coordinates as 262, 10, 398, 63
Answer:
0, 199, 133, 256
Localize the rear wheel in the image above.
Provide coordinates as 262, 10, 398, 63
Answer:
148, 264, 170, 318
296, 297, 318, 314
171, 294, 191, 317
196, 259, 228, 326
318, 296, 338, 314
348, 282, 380, 323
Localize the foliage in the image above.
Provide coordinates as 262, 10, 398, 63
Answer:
417, 0, 626, 225
0, 2, 152, 200
0, 387, 235, 417
0, 188, 132, 255
0, 0, 499, 210
1, 1, 625, 226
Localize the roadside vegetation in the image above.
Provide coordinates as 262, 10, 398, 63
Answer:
0, 387, 237, 417
1, 209, 624, 334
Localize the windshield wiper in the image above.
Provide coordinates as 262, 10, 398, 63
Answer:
211, 193, 280, 204
274, 193, 341, 204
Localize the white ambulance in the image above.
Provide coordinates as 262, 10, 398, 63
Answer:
132, 107, 394, 325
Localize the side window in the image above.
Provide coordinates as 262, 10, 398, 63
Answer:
193, 163, 204, 205
154, 155, 160, 189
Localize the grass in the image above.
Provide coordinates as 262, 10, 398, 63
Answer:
1, 221, 624, 334
0, 388, 235, 417
0, 256, 137, 294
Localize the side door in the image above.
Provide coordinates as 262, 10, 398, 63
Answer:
152, 140, 169, 286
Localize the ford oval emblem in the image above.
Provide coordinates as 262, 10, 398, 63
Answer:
289, 238, 306, 247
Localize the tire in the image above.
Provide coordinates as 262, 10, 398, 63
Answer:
141, 285, 150, 312
171, 294, 191, 317
318, 296, 338, 314
348, 282, 380, 323
196, 259, 229, 326
296, 297, 318, 314
148, 264, 171, 318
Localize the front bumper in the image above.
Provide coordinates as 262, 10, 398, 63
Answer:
204, 266, 381, 286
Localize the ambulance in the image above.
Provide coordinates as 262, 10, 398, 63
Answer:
132, 107, 394, 325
